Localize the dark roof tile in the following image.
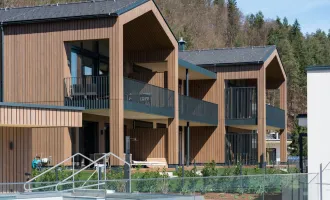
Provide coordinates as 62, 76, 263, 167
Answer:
179, 45, 276, 66
0, 0, 148, 24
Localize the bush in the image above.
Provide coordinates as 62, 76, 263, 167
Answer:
31, 166, 82, 191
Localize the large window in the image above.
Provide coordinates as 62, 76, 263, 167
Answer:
70, 40, 109, 78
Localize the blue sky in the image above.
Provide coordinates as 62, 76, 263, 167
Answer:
237, 0, 330, 35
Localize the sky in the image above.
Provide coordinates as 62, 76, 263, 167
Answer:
237, 0, 330, 35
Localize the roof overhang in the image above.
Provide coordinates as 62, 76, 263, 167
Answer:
0, 102, 83, 127
179, 59, 217, 80
306, 66, 330, 72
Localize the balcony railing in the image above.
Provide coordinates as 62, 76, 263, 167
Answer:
64, 76, 109, 109
266, 104, 285, 129
179, 95, 218, 125
64, 76, 175, 117
225, 87, 257, 120
124, 77, 174, 117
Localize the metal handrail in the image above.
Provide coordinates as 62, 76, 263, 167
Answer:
55, 152, 131, 192
24, 153, 94, 192
81, 170, 98, 188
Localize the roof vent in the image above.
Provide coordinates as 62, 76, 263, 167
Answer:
4, 7, 8, 11
178, 37, 186, 51
56, 3, 59, 6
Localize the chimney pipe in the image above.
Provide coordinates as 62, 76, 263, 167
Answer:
178, 37, 186, 51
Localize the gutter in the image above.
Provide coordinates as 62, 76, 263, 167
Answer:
1, 14, 117, 25
199, 61, 264, 68
1, 23, 3, 102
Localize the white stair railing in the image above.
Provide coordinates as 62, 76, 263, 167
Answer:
55, 152, 131, 192
24, 153, 93, 192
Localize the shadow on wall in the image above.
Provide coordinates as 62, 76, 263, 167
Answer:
190, 126, 217, 164
127, 128, 168, 162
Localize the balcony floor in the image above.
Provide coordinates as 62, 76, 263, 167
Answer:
83, 109, 169, 120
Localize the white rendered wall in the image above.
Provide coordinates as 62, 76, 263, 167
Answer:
307, 69, 330, 199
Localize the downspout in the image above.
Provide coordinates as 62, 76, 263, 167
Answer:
1, 23, 4, 102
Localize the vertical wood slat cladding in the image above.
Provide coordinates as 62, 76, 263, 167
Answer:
0, 107, 82, 127
31, 128, 67, 167
201, 65, 263, 163
167, 50, 179, 165
109, 20, 124, 165
127, 128, 167, 161
4, 18, 115, 104
190, 127, 219, 163
257, 66, 266, 163
0, 128, 32, 193
3, 18, 116, 169
279, 81, 287, 162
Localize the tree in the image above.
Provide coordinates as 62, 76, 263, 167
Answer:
283, 17, 289, 28
213, 0, 225, 6
226, 0, 240, 47
289, 120, 307, 156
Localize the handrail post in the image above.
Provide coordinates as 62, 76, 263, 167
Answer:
73, 156, 75, 191
320, 163, 323, 200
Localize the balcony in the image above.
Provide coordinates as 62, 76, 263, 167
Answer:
266, 104, 285, 129
225, 87, 257, 125
179, 95, 218, 125
64, 76, 174, 117
64, 76, 109, 109
225, 87, 285, 129
124, 78, 174, 118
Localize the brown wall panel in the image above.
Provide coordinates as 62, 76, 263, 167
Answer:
279, 81, 287, 162
257, 66, 266, 162
0, 128, 32, 192
190, 127, 220, 163
198, 65, 264, 163
4, 18, 115, 105
3, 17, 116, 169
167, 50, 179, 165
0, 107, 82, 127
127, 128, 167, 161
31, 128, 67, 166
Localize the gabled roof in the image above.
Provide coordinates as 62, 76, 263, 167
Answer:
0, 0, 149, 24
179, 45, 276, 66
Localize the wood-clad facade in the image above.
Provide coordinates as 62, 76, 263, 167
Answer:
0, 0, 288, 189
0, 105, 82, 127
0, 0, 180, 186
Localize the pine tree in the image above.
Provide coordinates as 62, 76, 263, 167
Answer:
289, 120, 307, 156
226, 0, 240, 47
213, 0, 225, 6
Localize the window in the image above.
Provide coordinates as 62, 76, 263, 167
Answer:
99, 61, 109, 75
82, 56, 95, 76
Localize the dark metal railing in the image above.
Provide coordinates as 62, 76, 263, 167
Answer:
266, 104, 285, 129
64, 76, 109, 109
226, 132, 258, 165
64, 76, 175, 114
225, 87, 257, 119
124, 77, 175, 111
179, 95, 218, 125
